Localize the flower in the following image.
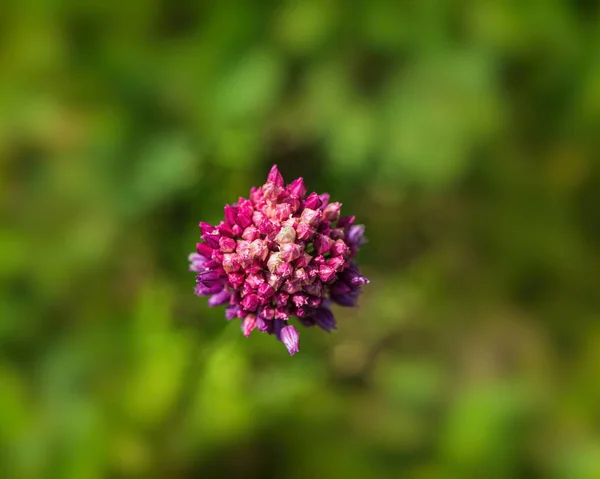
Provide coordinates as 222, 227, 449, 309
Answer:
189, 165, 369, 355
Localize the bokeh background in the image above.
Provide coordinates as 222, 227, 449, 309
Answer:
2, 1, 600, 478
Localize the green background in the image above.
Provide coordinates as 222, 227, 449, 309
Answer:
1, 1, 600, 478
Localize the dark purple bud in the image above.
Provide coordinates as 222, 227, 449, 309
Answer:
288, 177, 307, 197
208, 290, 231, 307
318, 265, 337, 283
323, 202, 342, 221
196, 270, 222, 287
331, 290, 360, 307
296, 222, 315, 241
280, 325, 300, 355
314, 234, 334, 254
219, 236, 236, 253
337, 215, 355, 228
347, 225, 366, 246
256, 315, 270, 332
224, 205, 237, 225
195, 282, 223, 296
330, 281, 352, 295
280, 242, 302, 262
300, 208, 321, 226
227, 272, 245, 289
242, 314, 257, 337
304, 192, 322, 210
344, 266, 369, 286
306, 295, 322, 308
225, 304, 240, 319
313, 307, 337, 332
241, 294, 260, 312
267, 164, 284, 187
330, 228, 345, 240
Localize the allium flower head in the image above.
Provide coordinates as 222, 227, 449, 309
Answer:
189, 165, 369, 355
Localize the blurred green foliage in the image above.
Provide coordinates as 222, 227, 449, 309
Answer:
1, 1, 600, 478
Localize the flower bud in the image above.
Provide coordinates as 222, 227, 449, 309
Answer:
219, 236, 236, 253
267, 164, 284, 186
318, 265, 337, 283
224, 205, 238, 225
280, 326, 300, 355
242, 225, 260, 241
300, 208, 320, 226
280, 242, 303, 262
267, 252, 284, 274
257, 282, 275, 300
274, 226, 296, 244
242, 314, 257, 337
304, 192, 322, 210
288, 177, 306, 197
296, 222, 315, 241
241, 294, 260, 312
330, 239, 348, 257
314, 234, 334, 254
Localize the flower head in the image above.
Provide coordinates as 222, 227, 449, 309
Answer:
189, 165, 369, 355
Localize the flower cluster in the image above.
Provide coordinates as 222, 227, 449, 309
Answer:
189, 165, 368, 355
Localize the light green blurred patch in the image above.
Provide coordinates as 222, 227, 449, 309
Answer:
440, 383, 531, 473
130, 135, 200, 214
190, 329, 253, 444
213, 48, 284, 123
273, 1, 335, 55
380, 52, 501, 189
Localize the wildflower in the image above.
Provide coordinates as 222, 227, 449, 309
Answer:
189, 165, 369, 355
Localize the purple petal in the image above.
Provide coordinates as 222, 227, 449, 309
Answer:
280, 325, 300, 356
208, 290, 231, 307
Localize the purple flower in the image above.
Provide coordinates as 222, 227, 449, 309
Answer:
189, 165, 369, 355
